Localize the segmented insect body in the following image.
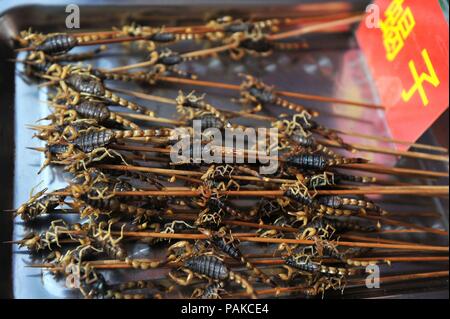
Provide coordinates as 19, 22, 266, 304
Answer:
83, 195, 121, 212
93, 235, 127, 260
317, 196, 342, 209
176, 251, 253, 297
291, 115, 352, 150
73, 129, 115, 152
157, 50, 182, 66
285, 255, 354, 276
247, 85, 276, 104
317, 196, 387, 215
290, 135, 339, 158
68, 101, 139, 129
185, 255, 229, 280
240, 37, 273, 54
210, 235, 241, 259
208, 197, 245, 219
190, 113, 225, 131
286, 154, 366, 170
300, 216, 377, 236
333, 173, 376, 184
16, 193, 65, 221
66, 74, 106, 96
149, 32, 176, 43
284, 188, 315, 207
290, 135, 315, 148
224, 22, 253, 33
71, 101, 110, 123
35, 34, 78, 55
286, 154, 327, 170
207, 232, 276, 287
284, 255, 321, 273
48, 143, 71, 155
113, 180, 133, 193
200, 282, 224, 299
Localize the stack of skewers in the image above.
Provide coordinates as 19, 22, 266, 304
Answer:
7, 14, 449, 299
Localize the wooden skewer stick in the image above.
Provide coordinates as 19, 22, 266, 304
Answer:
267, 14, 364, 41
227, 270, 449, 298
340, 163, 448, 178
50, 185, 448, 198
319, 139, 449, 162
176, 16, 365, 60
334, 129, 448, 154
102, 16, 365, 76
89, 164, 449, 195
112, 87, 277, 122
17, 26, 220, 52
107, 143, 449, 179
116, 112, 184, 125
180, 42, 239, 59
32, 227, 450, 251
157, 76, 449, 153
238, 237, 448, 251
154, 77, 450, 155
70, 25, 218, 38
158, 76, 385, 110
29, 256, 448, 272
350, 270, 449, 286
363, 215, 448, 236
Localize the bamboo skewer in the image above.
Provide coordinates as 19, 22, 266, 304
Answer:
101, 15, 366, 72
31, 228, 449, 252
158, 76, 385, 110
155, 77, 449, 153
108, 87, 448, 163
226, 270, 449, 298
28, 256, 448, 272
267, 14, 364, 41
28, 227, 450, 253
319, 139, 449, 162
335, 129, 448, 153
339, 163, 448, 178
364, 216, 448, 236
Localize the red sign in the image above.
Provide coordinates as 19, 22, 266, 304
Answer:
356, 0, 449, 149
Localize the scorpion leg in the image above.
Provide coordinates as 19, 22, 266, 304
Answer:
169, 268, 194, 286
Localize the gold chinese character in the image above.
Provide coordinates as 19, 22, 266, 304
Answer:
401, 49, 440, 106
380, 0, 416, 61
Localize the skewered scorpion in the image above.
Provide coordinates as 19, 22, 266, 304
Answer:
41, 64, 155, 117
239, 74, 319, 116
13, 187, 66, 221
166, 241, 257, 299
199, 227, 278, 287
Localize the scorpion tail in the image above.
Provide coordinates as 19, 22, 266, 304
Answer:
108, 112, 140, 130
103, 89, 154, 117
316, 143, 342, 159
240, 255, 278, 287
327, 157, 369, 167
317, 204, 355, 217
341, 198, 388, 216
